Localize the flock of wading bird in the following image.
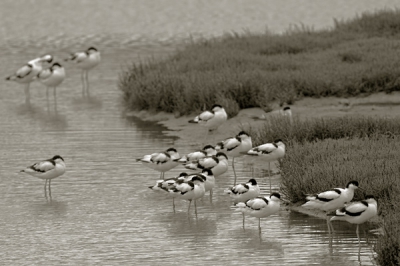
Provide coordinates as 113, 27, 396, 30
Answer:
5, 47, 101, 111
10, 50, 377, 250
138, 104, 378, 246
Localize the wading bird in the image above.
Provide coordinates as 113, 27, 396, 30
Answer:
148, 172, 188, 212
176, 145, 217, 164
216, 131, 252, 185
6, 54, 53, 105
37, 62, 66, 111
236, 192, 281, 231
64, 47, 100, 97
330, 195, 378, 257
244, 139, 286, 193
169, 175, 205, 216
20, 155, 66, 198
302, 180, 360, 234
188, 104, 227, 144
224, 178, 260, 204
136, 148, 180, 179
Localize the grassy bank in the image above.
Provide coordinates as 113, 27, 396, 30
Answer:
247, 115, 400, 265
119, 9, 400, 117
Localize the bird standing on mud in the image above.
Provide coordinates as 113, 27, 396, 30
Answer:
6, 54, 53, 105
188, 104, 228, 144
64, 47, 100, 97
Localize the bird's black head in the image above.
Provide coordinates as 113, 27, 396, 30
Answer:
364, 195, 375, 200
191, 176, 205, 182
202, 169, 213, 176
178, 172, 188, 177
270, 192, 281, 199
274, 139, 283, 143
248, 179, 257, 186
52, 155, 64, 161
211, 104, 223, 109
52, 62, 62, 68
346, 180, 359, 188
216, 152, 228, 160
283, 107, 291, 111
166, 148, 178, 153
202, 144, 215, 150
87, 47, 98, 52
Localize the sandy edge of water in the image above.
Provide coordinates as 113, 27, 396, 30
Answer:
126, 93, 398, 226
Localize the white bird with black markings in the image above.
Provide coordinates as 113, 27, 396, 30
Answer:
188, 104, 228, 144
302, 180, 361, 234
149, 172, 188, 212
224, 178, 260, 204
20, 155, 66, 198
64, 47, 100, 97
216, 131, 252, 185
330, 195, 377, 247
184, 152, 229, 178
176, 145, 216, 164
37, 62, 66, 111
169, 175, 206, 216
236, 192, 281, 231
6, 54, 53, 105
245, 139, 286, 192
195, 169, 215, 202
136, 148, 180, 179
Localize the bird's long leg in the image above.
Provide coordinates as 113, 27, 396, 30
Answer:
194, 199, 198, 217
46, 86, 50, 112
81, 70, 85, 97
357, 224, 361, 261
258, 218, 261, 232
187, 200, 192, 213
232, 157, 237, 185
209, 189, 213, 203
268, 162, 271, 193
48, 179, 52, 198
85, 70, 90, 97
44, 179, 47, 198
202, 129, 209, 146
24, 83, 31, 105
242, 213, 245, 229
173, 198, 175, 213
326, 216, 332, 235
53, 87, 57, 113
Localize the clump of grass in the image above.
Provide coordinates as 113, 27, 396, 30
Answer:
119, 9, 400, 116
248, 115, 400, 145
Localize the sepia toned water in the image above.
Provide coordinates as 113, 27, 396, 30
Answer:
1, 1, 397, 265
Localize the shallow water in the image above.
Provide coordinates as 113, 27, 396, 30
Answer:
0, 1, 393, 265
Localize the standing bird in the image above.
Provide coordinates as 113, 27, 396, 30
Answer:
302, 180, 360, 234
148, 172, 188, 212
236, 192, 281, 231
245, 139, 286, 193
224, 178, 260, 204
64, 47, 100, 97
176, 145, 216, 164
169, 175, 206, 216
330, 195, 377, 252
184, 152, 229, 178
136, 148, 180, 179
6, 55, 53, 105
20, 155, 66, 198
189, 169, 215, 202
36, 62, 66, 111
188, 104, 228, 144
216, 131, 252, 185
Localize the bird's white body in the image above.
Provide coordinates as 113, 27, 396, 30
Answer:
66, 48, 101, 70
246, 140, 286, 163
302, 181, 360, 212
236, 192, 281, 230
189, 105, 227, 131
224, 179, 260, 203
216, 131, 252, 158
7, 55, 53, 84
21, 155, 66, 180
237, 194, 281, 218
137, 148, 180, 179
216, 131, 252, 185
184, 155, 219, 171
177, 145, 216, 164
330, 196, 378, 224
37, 63, 66, 88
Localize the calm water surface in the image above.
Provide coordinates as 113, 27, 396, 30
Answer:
1, 1, 393, 265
